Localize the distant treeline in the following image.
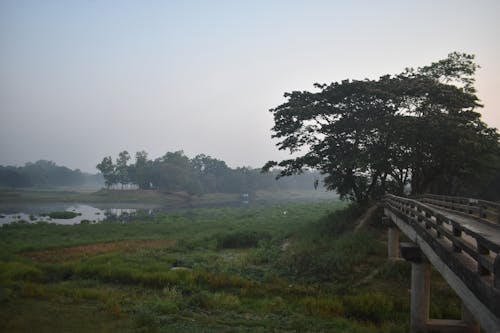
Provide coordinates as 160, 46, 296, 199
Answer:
97, 150, 323, 194
0, 160, 102, 188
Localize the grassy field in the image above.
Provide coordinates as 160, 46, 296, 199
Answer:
0, 187, 338, 207
0, 187, 230, 205
0, 201, 461, 332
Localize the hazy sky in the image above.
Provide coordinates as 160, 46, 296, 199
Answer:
1, 1, 499, 172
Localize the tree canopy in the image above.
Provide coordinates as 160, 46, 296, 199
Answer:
0, 160, 100, 188
96, 150, 323, 195
264, 52, 500, 203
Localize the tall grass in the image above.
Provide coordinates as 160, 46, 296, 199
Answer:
269, 204, 381, 282
0, 201, 462, 332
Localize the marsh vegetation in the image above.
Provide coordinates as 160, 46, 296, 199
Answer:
0, 202, 461, 332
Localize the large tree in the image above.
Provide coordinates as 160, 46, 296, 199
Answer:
264, 52, 500, 203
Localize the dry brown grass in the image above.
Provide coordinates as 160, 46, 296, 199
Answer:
25, 239, 175, 262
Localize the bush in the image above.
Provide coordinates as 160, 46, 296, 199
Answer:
0, 261, 43, 283
277, 231, 377, 281
40, 211, 80, 219
314, 204, 363, 236
267, 204, 377, 282
216, 230, 271, 249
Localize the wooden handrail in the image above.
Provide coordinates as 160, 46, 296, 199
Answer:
416, 193, 500, 224
384, 194, 500, 318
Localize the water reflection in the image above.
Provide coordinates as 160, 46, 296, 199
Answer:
0, 203, 158, 225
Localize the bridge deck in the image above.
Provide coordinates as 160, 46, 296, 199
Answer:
428, 205, 500, 250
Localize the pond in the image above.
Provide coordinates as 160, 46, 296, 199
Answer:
0, 192, 339, 226
0, 203, 158, 225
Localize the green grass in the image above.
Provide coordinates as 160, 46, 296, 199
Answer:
0, 187, 338, 206
0, 201, 461, 332
40, 211, 81, 219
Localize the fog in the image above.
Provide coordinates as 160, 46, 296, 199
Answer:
1, 1, 500, 172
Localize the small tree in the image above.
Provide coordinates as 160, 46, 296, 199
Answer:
116, 150, 131, 189
96, 156, 117, 189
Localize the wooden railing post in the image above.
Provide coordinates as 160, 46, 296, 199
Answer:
477, 242, 490, 276
494, 255, 500, 289
452, 226, 462, 253
479, 205, 485, 219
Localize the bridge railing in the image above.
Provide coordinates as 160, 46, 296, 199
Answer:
415, 194, 500, 224
384, 194, 500, 316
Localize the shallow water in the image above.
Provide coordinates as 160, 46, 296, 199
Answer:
0, 203, 157, 225
0, 192, 339, 226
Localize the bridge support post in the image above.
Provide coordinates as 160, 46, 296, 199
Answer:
461, 303, 480, 333
383, 216, 400, 260
410, 259, 430, 333
401, 243, 430, 333
388, 226, 400, 260
400, 243, 483, 333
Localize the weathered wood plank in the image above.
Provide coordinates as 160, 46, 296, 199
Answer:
384, 194, 500, 329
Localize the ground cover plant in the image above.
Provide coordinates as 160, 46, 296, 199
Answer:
40, 211, 81, 219
0, 201, 461, 332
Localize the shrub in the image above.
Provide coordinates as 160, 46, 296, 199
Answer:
277, 231, 377, 281
0, 261, 43, 283
40, 211, 80, 219
216, 230, 271, 249
314, 204, 363, 236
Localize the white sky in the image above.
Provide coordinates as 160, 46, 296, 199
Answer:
1, 0, 499, 172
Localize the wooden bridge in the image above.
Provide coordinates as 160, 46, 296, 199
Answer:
383, 194, 500, 333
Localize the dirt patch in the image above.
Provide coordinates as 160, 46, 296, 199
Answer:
25, 239, 176, 262
354, 203, 380, 233
280, 239, 291, 251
